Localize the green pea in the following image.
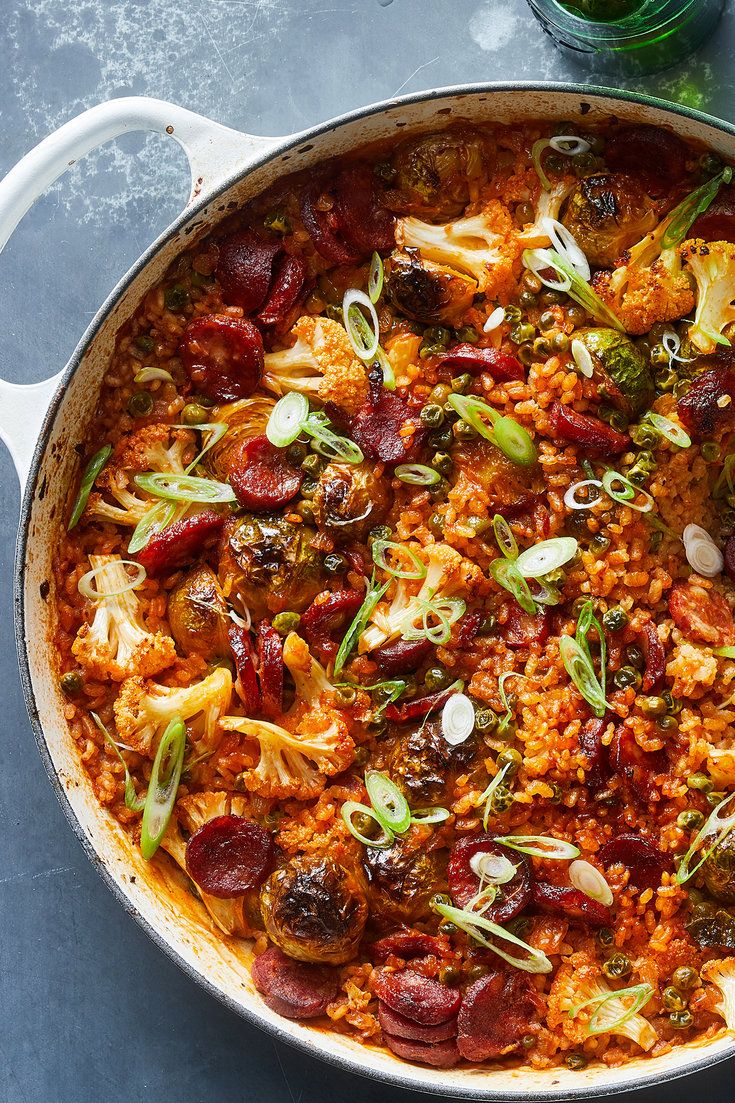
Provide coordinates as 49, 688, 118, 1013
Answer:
295, 501, 315, 523
650, 343, 670, 367
286, 441, 309, 465
336, 684, 357, 706
431, 452, 453, 476
511, 323, 535, 345
551, 332, 569, 354
474, 708, 498, 732
135, 334, 155, 353
533, 336, 552, 358
429, 383, 451, 405
540, 289, 566, 307
127, 391, 154, 417
613, 666, 642, 691
702, 441, 721, 462
707, 790, 726, 806
424, 667, 451, 692
453, 420, 478, 442
669, 1010, 694, 1029
496, 748, 522, 777
301, 453, 325, 477
625, 644, 645, 669
438, 963, 462, 986
368, 525, 392, 544
518, 343, 535, 367
630, 424, 660, 449
602, 607, 629, 633
657, 714, 679, 734
468, 963, 490, 982
514, 202, 534, 227
662, 690, 682, 715
420, 403, 445, 428
455, 326, 479, 344
566, 305, 586, 327
164, 284, 189, 311
522, 1034, 536, 1049
324, 553, 347, 576
639, 696, 667, 718
181, 403, 208, 425
490, 784, 514, 813
602, 953, 631, 979
539, 311, 557, 332
272, 611, 301, 635
688, 772, 714, 794
677, 809, 704, 831
596, 927, 614, 948
566, 1054, 588, 1071
299, 477, 318, 498
264, 211, 292, 234
450, 373, 473, 394
477, 613, 497, 635
430, 892, 452, 910
589, 534, 611, 557
672, 966, 699, 991
429, 512, 445, 537
60, 671, 84, 697
504, 304, 522, 323
428, 426, 454, 450
519, 290, 537, 309
521, 270, 542, 294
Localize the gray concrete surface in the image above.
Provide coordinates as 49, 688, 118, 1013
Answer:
1, 1, 734, 1099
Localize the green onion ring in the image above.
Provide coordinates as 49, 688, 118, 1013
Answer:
368, 252, 384, 304
68, 444, 112, 530
127, 500, 180, 555
646, 412, 692, 449
522, 247, 623, 331
402, 597, 466, 646
492, 514, 518, 560
78, 559, 147, 601
496, 834, 580, 860
515, 537, 578, 579
372, 539, 427, 580
675, 791, 735, 884
433, 902, 553, 974
266, 392, 310, 448
531, 139, 552, 192
489, 558, 538, 615
303, 413, 364, 465
365, 771, 411, 834
395, 463, 441, 486
140, 716, 187, 860
343, 288, 380, 362
374, 345, 396, 391
410, 806, 451, 825
133, 367, 174, 384
474, 761, 513, 831
334, 574, 389, 677
559, 635, 607, 718
341, 800, 394, 848
448, 394, 538, 467
601, 470, 653, 513
570, 983, 654, 1037
135, 471, 236, 504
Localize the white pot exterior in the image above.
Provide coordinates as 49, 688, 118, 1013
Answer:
10, 85, 735, 1097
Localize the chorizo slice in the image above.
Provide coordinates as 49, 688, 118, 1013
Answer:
447, 835, 532, 923
438, 344, 524, 381
604, 125, 688, 196
228, 435, 303, 511
669, 579, 735, 646
257, 622, 284, 718
374, 637, 434, 676
333, 164, 396, 254
599, 833, 668, 892
550, 403, 630, 455
135, 510, 224, 575
378, 1002, 458, 1042
531, 881, 611, 927
256, 254, 309, 330
501, 604, 550, 650
640, 620, 666, 692
578, 717, 611, 793
228, 624, 262, 713
677, 363, 735, 440
180, 314, 264, 403
690, 184, 735, 244
251, 946, 339, 1020
301, 589, 364, 662
457, 971, 541, 1061
382, 1034, 460, 1068
373, 968, 461, 1026
371, 931, 446, 963
343, 390, 426, 466
185, 815, 275, 897
216, 230, 281, 312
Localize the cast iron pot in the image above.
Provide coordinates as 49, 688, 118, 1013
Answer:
1, 83, 733, 1097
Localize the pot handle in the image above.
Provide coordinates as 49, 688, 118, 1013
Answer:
0, 96, 281, 488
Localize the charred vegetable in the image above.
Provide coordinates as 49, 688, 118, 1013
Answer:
576, 328, 653, 416
312, 462, 391, 542
168, 564, 230, 658
562, 174, 656, 268
703, 834, 735, 903
219, 514, 324, 621
385, 253, 476, 325
260, 855, 368, 965
393, 128, 489, 219
382, 718, 477, 805
363, 834, 444, 923
687, 900, 735, 949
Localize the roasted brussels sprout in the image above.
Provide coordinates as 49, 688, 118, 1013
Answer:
382, 718, 478, 804
206, 395, 275, 480
312, 462, 391, 543
703, 834, 735, 903
576, 327, 654, 416
363, 834, 445, 924
167, 564, 230, 658
218, 514, 324, 621
385, 252, 476, 325
454, 438, 537, 511
392, 128, 489, 219
561, 174, 656, 268
260, 855, 368, 964
686, 899, 735, 949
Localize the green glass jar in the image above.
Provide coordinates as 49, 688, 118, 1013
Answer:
525, 0, 724, 75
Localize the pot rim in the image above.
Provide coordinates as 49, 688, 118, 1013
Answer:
15, 80, 735, 1097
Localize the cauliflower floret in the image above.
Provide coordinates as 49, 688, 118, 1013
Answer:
681, 238, 735, 353
161, 791, 254, 937
592, 221, 694, 335
547, 953, 657, 1051
262, 315, 369, 414
517, 179, 577, 248
219, 712, 354, 801
85, 423, 194, 527
395, 199, 520, 299
72, 555, 176, 681
218, 631, 354, 800
113, 666, 232, 757
360, 542, 483, 653
700, 956, 735, 1033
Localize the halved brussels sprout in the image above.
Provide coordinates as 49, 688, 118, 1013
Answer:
385, 252, 476, 325
561, 174, 656, 268
576, 327, 654, 416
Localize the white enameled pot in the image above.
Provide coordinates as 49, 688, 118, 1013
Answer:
2, 85, 733, 1098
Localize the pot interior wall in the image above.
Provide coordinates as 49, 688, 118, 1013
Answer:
20, 87, 735, 1097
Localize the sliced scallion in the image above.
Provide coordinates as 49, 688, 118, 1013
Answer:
372, 539, 427, 580
127, 500, 179, 555
489, 558, 538, 615
135, 471, 236, 504
78, 559, 147, 601
447, 394, 537, 467
441, 692, 475, 746
570, 983, 654, 1037
569, 859, 613, 906
342, 800, 394, 848
343, 288, 380, 362
140, 716, 186, 860
522, 247, 623, 331
661, 166, 733, 250
675, 791, 735, 884
68, 444, 112, 530
601, 470, 653, 513
469, 851, 517, 884
91, 712, 145, 813
368, 252, 384, 304
515, 536, 578, 579
334, 574, 389, 677
266, 392, 309, 448
402, 597, 466, 646
410, 806, 451, 825
395, 463, 441, 486
432, 901, 553, 974
474, 761, 513, 831
493, 514, 518, 560
134, 367, 174, 384
560, 635, 607, 718
303, 411, 364, 465
646, 412, 691, 449
365, 771, 411, 834
497, 834, 580, 860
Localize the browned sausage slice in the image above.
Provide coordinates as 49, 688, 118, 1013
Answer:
228, 435, 303, 511
373, 968, 461, 1026
382, 1034, 460, 1067
185, 815, 275, 898
251, 946, 339, 1019
378, 1003, 458, 1042
180, 314, 264, 403
447, 835, 532, 923
457, 971, 541, 1061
